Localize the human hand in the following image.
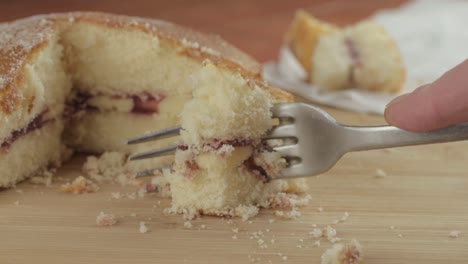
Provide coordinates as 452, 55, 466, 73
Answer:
384, 59, 468, 132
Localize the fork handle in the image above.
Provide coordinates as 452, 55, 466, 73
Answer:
342, 123, 468, 152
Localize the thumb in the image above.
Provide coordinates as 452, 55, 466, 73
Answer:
385, 59, 468, 132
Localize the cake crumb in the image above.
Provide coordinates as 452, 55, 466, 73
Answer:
257, 238, 268, 249
314, 240, 321, 247
340, 212, 349, 222
14, 200, 19, 206
139, 222, 149, 233
323, 226, 338, 241
317, 207, 324, 212
321, 239, 363, 264
449, 230, 461, 238
235, 204, 259, 221
389, 225, 395, 230
184, 221, 193, 229
282, 256, 288, 261
82, 152, 138, 186
60, 176, 99, 194
232, 228, 239, 233
269, 219, 276, 224
232, 235, 238, 240
29, 170, 54, 187
181, 208, 197, 220
137, 188, 146, 198
310, 228, 323, 238
274, 208, 301, 219
130, 213, 137, 217
110, 192, 122, 199
96, 212, 117, 226
15, 189, 23, 194
375, 168, 387, 178
200, 224, 206, 229
397, 233, 403, 238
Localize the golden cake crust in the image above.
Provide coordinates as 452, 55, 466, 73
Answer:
285, 10, 338, 75
0, 12, 292, 115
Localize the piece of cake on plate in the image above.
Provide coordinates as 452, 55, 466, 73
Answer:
286, 9, 405, 93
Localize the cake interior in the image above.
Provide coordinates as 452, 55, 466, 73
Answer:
1, 19, 202, 186
162, 63, 308, 217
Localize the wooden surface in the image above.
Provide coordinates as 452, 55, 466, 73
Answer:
1, 1, 468, 263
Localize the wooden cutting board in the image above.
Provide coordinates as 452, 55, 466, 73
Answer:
1, 106, 468, 264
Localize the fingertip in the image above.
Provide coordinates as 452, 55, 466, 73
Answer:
384, 93, 410, 128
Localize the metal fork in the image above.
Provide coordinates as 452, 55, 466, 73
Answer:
127, 102, 468, 180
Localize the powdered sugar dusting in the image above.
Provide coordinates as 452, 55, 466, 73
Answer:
0, 16, 54, 91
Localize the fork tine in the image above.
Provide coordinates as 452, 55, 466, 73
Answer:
264, 124, 296, 139
276, 163, 305, 179
272, 144, 300, 158
127, 126, 181, 145
271, 103, 296, 118
128, 145, 177, 161
136, 165, 173, 177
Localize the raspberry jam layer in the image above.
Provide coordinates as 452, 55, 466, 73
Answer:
179, 139, 271, 182
131, 93, 164, 114
66, 91, 165, 116
1, 110, 54, 151
344, 37, 361, 67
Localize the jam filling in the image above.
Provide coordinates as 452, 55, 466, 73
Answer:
65, 91, 165, 116
179, 139, 271, 182
344, 37, 362, 84
344, 37, 361, 67
244, 156, 270, 183
1, 110, 55, 151
131, 93, 164, 114
178, 139, 253, 151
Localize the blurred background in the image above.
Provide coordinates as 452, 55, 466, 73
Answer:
0, 0, 406, 61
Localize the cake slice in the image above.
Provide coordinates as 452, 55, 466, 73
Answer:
285, 9, 338, 77
0, 12, 309, 218
286, 10, 405, 93
162, 62, 309, 218
0, 18, 71, 186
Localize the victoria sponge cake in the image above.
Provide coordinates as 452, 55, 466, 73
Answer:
0, 12, 308, 218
